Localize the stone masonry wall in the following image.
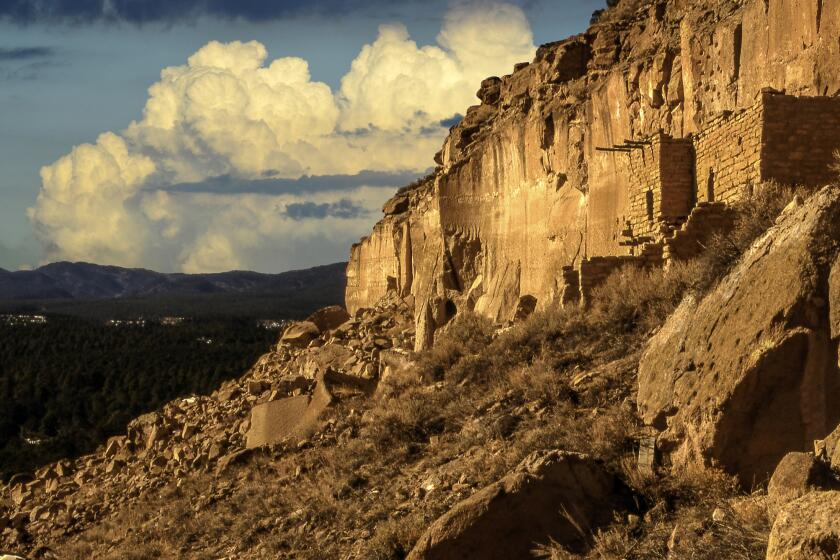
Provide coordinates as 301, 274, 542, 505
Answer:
663, 201, 735, 261
693, 100, 763, 204
578, 242, 663, 305
762, 95, 840, 188
624, 133, 695, 250
624, 143, 661, 247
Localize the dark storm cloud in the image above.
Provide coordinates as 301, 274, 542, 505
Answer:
284, 199, 369, 220
0, 0, 425, 24
162, 170, 427, 196
0, 46, 60, 80
0, 46, 56, 60
439, 114, 463, 128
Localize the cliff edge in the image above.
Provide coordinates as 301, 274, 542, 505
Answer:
346, 0, 840, 348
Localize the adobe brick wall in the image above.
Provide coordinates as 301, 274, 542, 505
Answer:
694, 93, 840, 206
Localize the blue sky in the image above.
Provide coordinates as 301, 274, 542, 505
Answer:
0, 0, 604, 272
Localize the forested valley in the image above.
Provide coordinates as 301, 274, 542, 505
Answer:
0, 315, 277, 478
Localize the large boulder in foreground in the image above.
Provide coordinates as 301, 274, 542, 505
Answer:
406, 450, 630, 560
639, 186, 840, 484
766, 490, 840, 560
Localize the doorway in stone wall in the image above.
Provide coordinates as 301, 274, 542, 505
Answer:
645, 189, 654, 221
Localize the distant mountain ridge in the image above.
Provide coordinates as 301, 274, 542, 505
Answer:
0, 261, 347, 300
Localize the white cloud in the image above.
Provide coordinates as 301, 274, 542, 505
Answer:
29, 2, 536, 273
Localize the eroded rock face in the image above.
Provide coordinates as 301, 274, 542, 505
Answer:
638, 186, 840, 484
346, 0, 840, 347
766, 491, 840, 560
406, 450, 630, 560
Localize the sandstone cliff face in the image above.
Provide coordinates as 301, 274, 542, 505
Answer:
346, 0, 840, 347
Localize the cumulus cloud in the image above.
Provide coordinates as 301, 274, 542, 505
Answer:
338, 3, 533, 133
29, 2, 536, 273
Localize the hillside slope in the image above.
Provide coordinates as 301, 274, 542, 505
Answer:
3, 1, 840, 558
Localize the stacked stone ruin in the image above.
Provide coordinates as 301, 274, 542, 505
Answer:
560, 90, 840, 305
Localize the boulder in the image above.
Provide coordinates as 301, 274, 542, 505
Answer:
638, 186, 840, 484
298, 343, 354, 378
247, 380, 268, 396
245, 371, 335, 448
767, 452, 837, 518
766, 490, 840, 560
245, 395, 314, 448
306, 306, 350, 333
382, 195, 410, 216
280, 321, 320, 347
476, 77, 501, 105
216, 448, 255, 474
10, 484, 31, 507
216, 385, 241, 402
406, 450, 630, 559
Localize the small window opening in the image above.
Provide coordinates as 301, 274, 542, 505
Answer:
645, 189, 655, 222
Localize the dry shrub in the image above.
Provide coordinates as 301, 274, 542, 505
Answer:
570, 461, 770, 560
363, 511, 428, 560
533, 537, 580, 559
508, 359, 573, 405
587, 260, 703, 335
585, 405, 638, 464
363, 386, 447, 454
697, 181, 813, 291
414, 312, 493, 382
